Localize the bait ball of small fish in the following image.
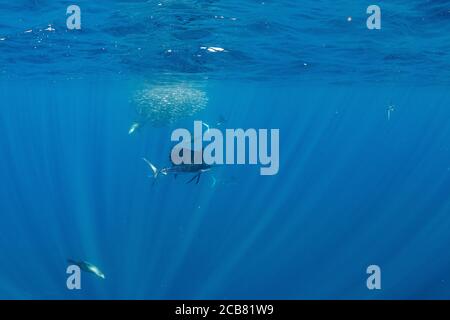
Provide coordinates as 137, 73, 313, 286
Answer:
133, 85, 208, 127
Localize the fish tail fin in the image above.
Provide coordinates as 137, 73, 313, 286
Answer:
202, 121, 210, 132
142, 158, 159, 178
211, 176, 217, 188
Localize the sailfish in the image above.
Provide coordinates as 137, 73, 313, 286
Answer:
143, 148, 212, 184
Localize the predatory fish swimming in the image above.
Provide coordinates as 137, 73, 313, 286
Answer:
68, 259, 105, 279
143, 148, 212, 184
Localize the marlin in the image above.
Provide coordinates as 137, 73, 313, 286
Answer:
143, 148, 212, 184
67, 259, 105, 279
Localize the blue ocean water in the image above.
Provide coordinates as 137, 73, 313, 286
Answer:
1, 1, 450, 299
